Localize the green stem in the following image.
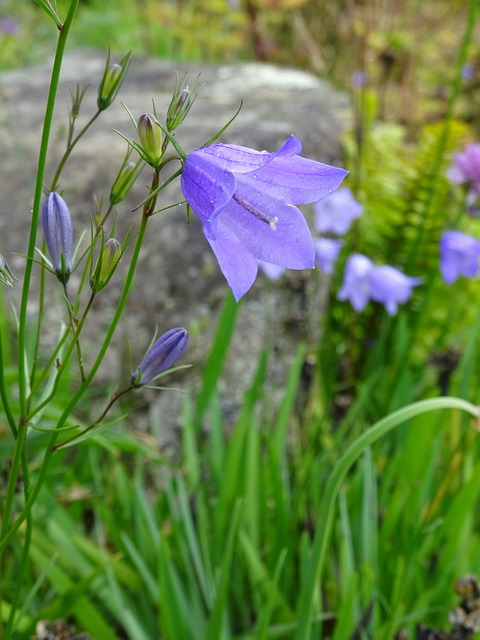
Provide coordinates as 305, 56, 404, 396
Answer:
0, 330, 17, 437
26, 292, 96, 422
49, 110, 101, 192
0, 213, 149, 554
53, 384, 134, 450
17, 0, 79, 418
295, 396, 479, 640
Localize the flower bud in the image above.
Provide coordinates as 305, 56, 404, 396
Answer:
41, 192, 73, 285
91, 238, 122, 292
166, 74, 201, 131
137, 113, 163, 167
132, 328, 188, 387
110, 158, 142, 206
97, 51, 131, 111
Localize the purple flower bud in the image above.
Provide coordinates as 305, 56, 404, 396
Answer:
166, 74, 201, 131
137, 112, 163, 166
314, 187, 363, 236
132, 328, 189, 386
440, 230, 480, 284
314, 238, 343, 274
41, 192, 73, 284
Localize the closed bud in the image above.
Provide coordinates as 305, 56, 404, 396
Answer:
91, 238, 122, 292
110, 158, 142, 206
41, 192, 73, 285
137, 112, 163, 167
97, 51, 132, 111
132, 328, 188, 387
166, 74, 201, 131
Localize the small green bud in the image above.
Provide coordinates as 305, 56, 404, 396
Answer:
91, 238, 122, 292
97, 51, 132, 111
166, 74, 201, 131
137, 113, 163, 167
110, 158, 142, 206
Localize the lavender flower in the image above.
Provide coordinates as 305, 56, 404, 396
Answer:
440, 230, 480, 284
41, 192, 73, 284
180, 135, 348, 300
258, 260, 285, 281
314, 187, 363, 235
447, 143, 480, 207
369, 265, 422, 315
338, 254, 421, 315
337, 254, 374, 312
132, 328, 189, 386
314, 238, 343, 274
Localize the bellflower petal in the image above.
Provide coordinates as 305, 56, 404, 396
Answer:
314, 187, 363, 235
369, 265, 422, 316
132, 328, 188, 386
440, 230, 480, 284
181, 136, 348, 300
337, 254, 374, 312
314, 238, 343, 274
337, 255, 421, 315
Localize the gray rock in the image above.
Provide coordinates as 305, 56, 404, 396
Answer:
0, 51, 350, 446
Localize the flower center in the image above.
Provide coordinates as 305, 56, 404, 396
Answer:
233, 194, 279, 230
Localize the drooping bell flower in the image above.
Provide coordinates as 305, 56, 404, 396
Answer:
131, 328, 189, 387
440, 230, 480, 284
314, 187, 363, 235
368, 265, 422, 316
180, 135, 348, 300
41, 192, 73, 285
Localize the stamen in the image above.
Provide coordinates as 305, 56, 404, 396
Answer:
233, 194, 279, 230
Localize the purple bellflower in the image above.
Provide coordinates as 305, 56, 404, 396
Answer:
314, 187, 363, 236
337, 254, 374, 312
41, 192, 73, 284
314, 238, 343, 274
440, 230, 480, 284
132, 328, 189, 387
368, 265, 422, 315
447, 143, 480, 207
180, 135, 348, 300
338, 254, 421, 315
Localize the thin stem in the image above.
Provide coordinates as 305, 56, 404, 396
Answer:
295, 396, 479, 640
53, 384, 134, 450
17, 0, 79, 419
49, 110, 101, 192
0, 213, 149, 554
26, 292, 96, 422
0, 330, 17, 437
